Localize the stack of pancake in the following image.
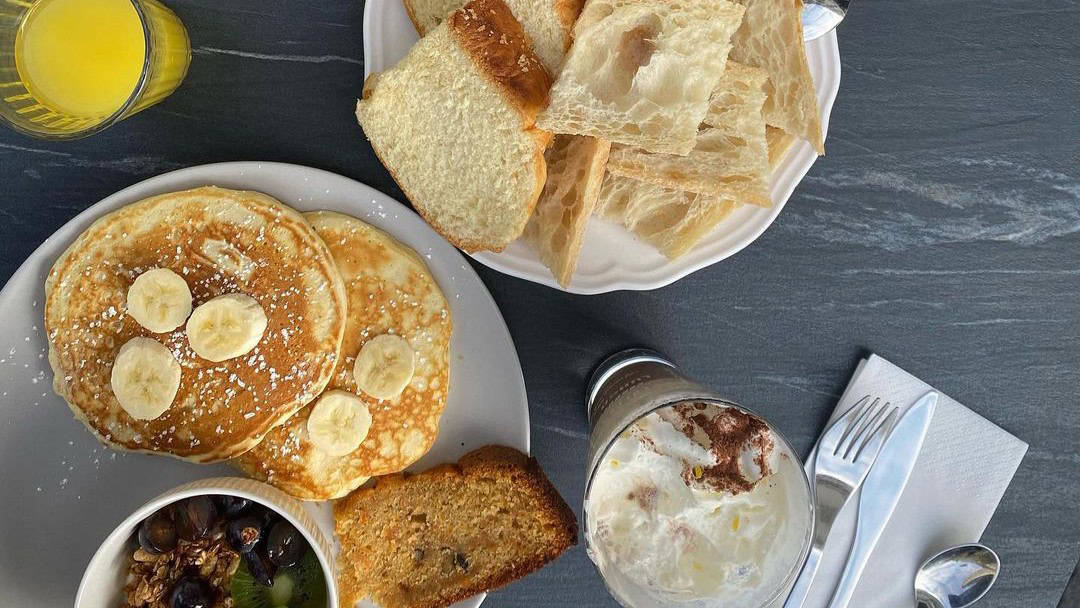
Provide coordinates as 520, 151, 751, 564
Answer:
44, 186, 453, 500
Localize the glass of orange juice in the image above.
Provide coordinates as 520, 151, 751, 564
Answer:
0, 0, 190, 139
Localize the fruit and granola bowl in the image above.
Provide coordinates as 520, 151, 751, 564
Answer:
75, 478, 336, 608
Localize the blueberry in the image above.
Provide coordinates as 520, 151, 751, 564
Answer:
137, 510, 178, 555
172, 496, 218, 541
215, 495, 251, 517
169, 576, 213, 608
266, 521, 307, 568
226, 515, 263, 553
257, 505, 279, 531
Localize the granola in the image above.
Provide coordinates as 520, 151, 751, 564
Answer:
122, 533, 240, 608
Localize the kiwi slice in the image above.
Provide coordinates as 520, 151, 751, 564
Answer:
232, 550, 327, 608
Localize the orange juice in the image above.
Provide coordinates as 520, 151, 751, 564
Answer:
16, 0, 147, 118
1, 0, 189, 137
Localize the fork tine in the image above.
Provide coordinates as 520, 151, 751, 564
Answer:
831, 396, 875, 455
853, 406, 898, 462
837, 395, 872, 427
833, 397, 879, 456
841, 399, 889, 459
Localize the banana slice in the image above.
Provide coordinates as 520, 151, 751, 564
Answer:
306, 390, 373, 456
126, 268, 193, 333
353, 334, 415, 400
110, 337, 182, 420
186, 294, 268, 362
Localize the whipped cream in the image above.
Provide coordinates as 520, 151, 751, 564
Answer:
585, 402, 811, 608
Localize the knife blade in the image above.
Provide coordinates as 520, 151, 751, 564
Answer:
824, 391, 938, 608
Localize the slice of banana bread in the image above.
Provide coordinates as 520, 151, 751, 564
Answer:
333, 445, 577, 608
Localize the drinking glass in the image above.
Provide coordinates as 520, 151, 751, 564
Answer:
0, 0, 190, 139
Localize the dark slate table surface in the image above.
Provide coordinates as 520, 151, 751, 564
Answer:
2, 1, 1078, 606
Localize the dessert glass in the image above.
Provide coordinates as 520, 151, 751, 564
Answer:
584, 348, 814, 608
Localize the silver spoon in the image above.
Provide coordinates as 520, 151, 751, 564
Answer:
915, 544, 1001, 608
802, 0, 849, 41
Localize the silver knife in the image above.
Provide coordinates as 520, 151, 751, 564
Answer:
825, 391, 938, 608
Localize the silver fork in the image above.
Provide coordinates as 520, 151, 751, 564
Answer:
783, 395, 899, 608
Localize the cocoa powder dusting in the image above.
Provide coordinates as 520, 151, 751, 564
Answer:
662, 403, 774, 495
634, 425, 659, 455
627, 484, 658, 512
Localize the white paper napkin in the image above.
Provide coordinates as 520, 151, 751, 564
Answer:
793, 354, 1028, 608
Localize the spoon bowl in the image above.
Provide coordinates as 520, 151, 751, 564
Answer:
802, 0, 848, 41
914, 544, 1000, 608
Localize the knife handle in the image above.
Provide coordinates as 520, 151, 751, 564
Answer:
783, 543, 824, 608
824, 502, 877, 608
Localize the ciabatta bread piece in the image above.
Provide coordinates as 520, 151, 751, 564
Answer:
522, 135, 611, 287
766, 125, 798, 169
536, 0, 746, 155
356, 0, 553, 252
730, 0, 823, 154
596, 173, 739, 258
606, 62, 772, 206
403, 0, 583, 72
334, 445, 577, 608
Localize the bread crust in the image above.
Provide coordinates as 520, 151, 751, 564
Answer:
402, 0, 428, 35
554, 0, 586, 47
449, 0, 553, 125
459, 445, 578, 547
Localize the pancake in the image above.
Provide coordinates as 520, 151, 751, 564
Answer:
44, 187, 347, 463
234, 211, 452, 500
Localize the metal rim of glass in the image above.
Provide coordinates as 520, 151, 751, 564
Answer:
582, 397, 816, 608
3, 0, 152, 140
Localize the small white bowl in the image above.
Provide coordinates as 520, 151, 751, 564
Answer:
74, 476, 338, 608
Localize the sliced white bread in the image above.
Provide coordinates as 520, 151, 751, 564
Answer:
403, 0, 584, 72
606, 62, 771, 207
730, 0, 824, 154
535, 0, 746, 156
522, 135, 611, 287
356, 0, 554, 252
596, 172, 739, 258
400, 0, 605, 287
766, 125, 798, 169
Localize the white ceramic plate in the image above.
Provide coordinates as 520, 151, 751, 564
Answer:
0, 162, 529, 608
362, 2, 841, 293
